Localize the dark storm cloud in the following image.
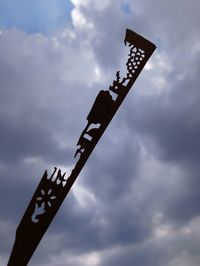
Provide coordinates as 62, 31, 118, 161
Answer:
132, 67, 200, 165
100, 229, 200, 266
83, 123, 141, 199
122, 45, 200, 226
0, 112, 72, 165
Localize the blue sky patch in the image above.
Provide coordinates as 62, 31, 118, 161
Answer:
121, 2, 133, 15
0, 0, 73, 34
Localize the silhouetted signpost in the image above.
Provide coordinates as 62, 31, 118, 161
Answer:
8, 29, 156, 265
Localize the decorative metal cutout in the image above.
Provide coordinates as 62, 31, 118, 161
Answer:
8, 28, 156, 265
31, 188, 56, 223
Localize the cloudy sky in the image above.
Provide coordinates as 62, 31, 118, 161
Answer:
1, 0, 200, 265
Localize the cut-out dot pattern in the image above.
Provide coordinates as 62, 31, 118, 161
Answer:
125, 45, 145, 79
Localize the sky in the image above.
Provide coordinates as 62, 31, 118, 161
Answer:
0, 0, 200, 265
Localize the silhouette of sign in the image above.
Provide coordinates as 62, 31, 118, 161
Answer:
7, 28, 156, 265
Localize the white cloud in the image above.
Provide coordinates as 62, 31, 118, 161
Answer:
73, 182, 98, 209
71, 0, 110, 10
70, 0, 91, 8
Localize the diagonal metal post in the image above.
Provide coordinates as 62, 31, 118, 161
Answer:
8, 28, 156, 265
